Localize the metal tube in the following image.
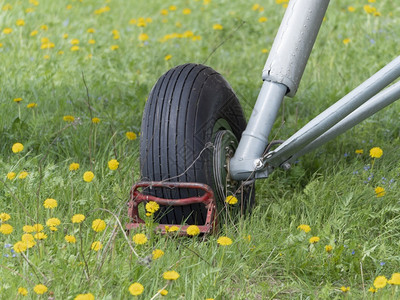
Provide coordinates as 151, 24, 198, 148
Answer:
265, 55, 400, 167
263, 0, 330, 97
230, 81, 287, 180
289, 81, 400, 162
230, 0, 330, 180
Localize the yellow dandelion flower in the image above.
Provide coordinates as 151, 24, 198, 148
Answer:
65, 235, 76, 243
33, 224, 43, 232
163, 270, 180, 280
63, 33, 69, 39
325, 245, 333, 253
3, 28, 12, 34
0, 212, 11, 222
70, 39, 79, 45
126, 131, 137, 140
258, 17, 268, 23
213, 24, 223, 30
146, 201, 159, 213
74, 293, 95, 300
83, 171, 94, 182
41, 42, 55, 50
7, 172, 16, 180
217, 236, 233, 246
110, 45, 119, 51
374, 11, 381, 17
24, 239, 36, 249
186, 225, 200, 236
297, 224, 311, 233
2, 4, 12, 10
92, 219, 106, 232
18, 171, 29, 179
309, 236, 320, 244
18, 287, 28, 296
34, 232, 47, 240
165, 225, 179, 232
388, 273, 400, 285
203, 0, 211, 4
0, 43, 3, 47
71, 45, 79, 51
91, 241, 103, 251
152, 249, 164, 260
72, 214, 85, 223
348, 6, 356, 12
21, 233, 34, 242
23, 225, 35, 233
159, 289, 168, 296
87, 28, 95, 33
16, 19, 25, 26
340, 286, 350, 292
27, 102, 37, 108
33, 284, 47, 295
129, 19, 137, 24
169, 5, 177, 11
14, 241, 27, 253
369, 147, 383, 158
262, 48, 269, 53
252, 4, 260, 11
161, 9, 168, 15
355, 149, 363, 154
108, 159, 119, 170
137, 20, 146, 27
49, 226, 57, 231
46, 218, 61, 227
43, 198, 57, 209
69, 162, 80, 171
13, 97, 23, 103
30, 30, 38, 36
0, 224, 13, 234
58, 50, 64, 55
343, 38, 351, 45
132, 233, 148, 245
375, 186, 385, 197
26, 7, 35, 13
368, 287, 377, 293
164, 54, 172, 61
374, 275, 387, 289
182, 8, 191, 15
40, 24, 48, 31
129, 283, 144, 296
225, 195, 238, 205
66, 4, 72, 10
88, 39, 96, 44
12, 143, 24, 153
138, 33, 149, 41
29, 0, 39, 6
63, 115, 75, 122
364, 5, 376, 14
90, 117, 100, 124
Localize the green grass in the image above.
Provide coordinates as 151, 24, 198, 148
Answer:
1, 0, 400, 298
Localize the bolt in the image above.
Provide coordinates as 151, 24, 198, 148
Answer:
281, 162, 291, 170
254, 159, 263, 170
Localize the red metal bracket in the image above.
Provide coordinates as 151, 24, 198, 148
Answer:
126, 181, 217, 235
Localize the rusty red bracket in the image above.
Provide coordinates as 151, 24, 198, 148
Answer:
126, 181, 217, 235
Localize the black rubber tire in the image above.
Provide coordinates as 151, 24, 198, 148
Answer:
140, 63, 248, 225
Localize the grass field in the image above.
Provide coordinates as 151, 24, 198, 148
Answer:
1, 0, 400, 299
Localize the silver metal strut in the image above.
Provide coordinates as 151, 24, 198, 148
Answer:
264, 55, 400, 168
230, 0, 330, 180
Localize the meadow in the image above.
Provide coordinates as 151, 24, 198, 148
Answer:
0, 0, 400, 298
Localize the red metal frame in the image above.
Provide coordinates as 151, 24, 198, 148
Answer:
126, 181, 217, 235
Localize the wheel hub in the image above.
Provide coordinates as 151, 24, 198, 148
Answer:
212, 130, 241, 205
